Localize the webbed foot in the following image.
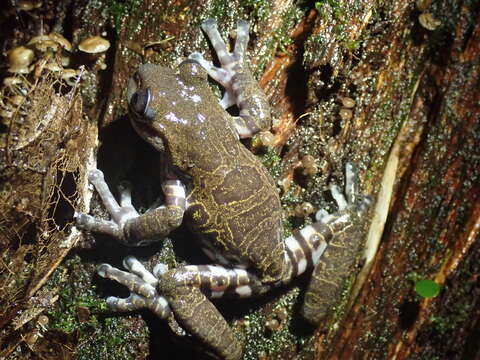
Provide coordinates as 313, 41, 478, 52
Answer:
97, 256, 172, 319
315, 162, 371, 223
75, 170, 187, 246
98, 257, 244, 359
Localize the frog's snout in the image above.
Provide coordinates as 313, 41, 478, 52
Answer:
126, 76, 137, 104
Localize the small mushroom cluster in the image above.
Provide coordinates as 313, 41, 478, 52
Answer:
277, 154, 319, 202
338, 96, 356, 121
294, 201, 315, 217
416, 0, 441, 31
418, 12, 441, 31
0, 76, 32, 122
16, 0, 42, 11
2, 31, 110, 124
6, 32, 79, 86
300, 154, 318, 176
6, 32, 110, 84
78, 36, 110, 70
265, 306, 289, 332
7, 46, 34, 74
277, 153, 323, 220
250, 130, 275, 152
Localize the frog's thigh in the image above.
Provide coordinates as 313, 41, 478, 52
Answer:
160, 265, 267, 298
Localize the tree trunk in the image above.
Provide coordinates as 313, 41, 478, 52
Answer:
0, 0, 478, 359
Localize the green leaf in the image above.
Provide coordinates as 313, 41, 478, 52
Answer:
314, 1, 325, 12
415, 279, 440, 298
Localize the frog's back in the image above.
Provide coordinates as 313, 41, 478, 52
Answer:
185, 144, 285, 284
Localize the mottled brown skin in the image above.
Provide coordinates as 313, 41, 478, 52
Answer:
124, 61, 289, 359
127, 61, 286, 284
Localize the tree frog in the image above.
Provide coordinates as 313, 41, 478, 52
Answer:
76, 19, 371, 360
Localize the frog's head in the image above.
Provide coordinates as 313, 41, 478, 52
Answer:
126, 61, 209, 155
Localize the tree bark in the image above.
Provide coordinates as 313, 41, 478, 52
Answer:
0, 0, 478, 359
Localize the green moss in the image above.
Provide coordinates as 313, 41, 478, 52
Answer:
239, 288, 306, 359
107, 0, 142, 34
429, 266, 476, 336
329, 274, 355, 320
314, 0, 342, 16
203, 0, 236, 20
46, 256, 149, 360
260, 147, 282, 180
282, 218, 294, 238
75, 317, 148, 360
252, 5, 300, 75
344, 39, 361, 51
239, 0, 271, 21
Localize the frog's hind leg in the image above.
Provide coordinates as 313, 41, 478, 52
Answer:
300, 163, 371, 324
99, 261, 252, 360
189, 19, 271, 138
156, 265, 252, 360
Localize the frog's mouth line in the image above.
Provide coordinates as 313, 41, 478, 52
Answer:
129, 113, 155, 137
129, 113, 168, 154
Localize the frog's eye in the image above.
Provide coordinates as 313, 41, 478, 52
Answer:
130, 87, 152, 119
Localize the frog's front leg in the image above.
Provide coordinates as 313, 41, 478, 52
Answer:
190, 19, 271, 138
75, 169, 186, 246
